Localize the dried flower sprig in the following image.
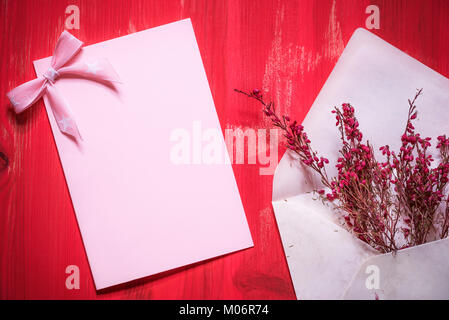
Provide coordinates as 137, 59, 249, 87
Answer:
236, 88, 449, 253
387, 92, 449, 246
234, 89, 332, 190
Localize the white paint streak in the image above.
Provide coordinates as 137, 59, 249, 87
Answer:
325, 0, 344, 60
180, 0, 185, 18
262, 5, 300, 124
259, 206, 275, 252
261, 0, 344, 124
128, 21, 137, 34
262, 4, 324, 126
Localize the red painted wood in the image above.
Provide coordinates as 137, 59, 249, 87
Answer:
1, 0, 448, 299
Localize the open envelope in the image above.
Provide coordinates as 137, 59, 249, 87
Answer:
33, 19, 253, 290
272, 28, 449, 299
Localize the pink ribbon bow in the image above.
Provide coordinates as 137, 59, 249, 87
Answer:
6, 31, 120, 140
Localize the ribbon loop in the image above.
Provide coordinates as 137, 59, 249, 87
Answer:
50, 30, 83, 70
6, 31, 120, 141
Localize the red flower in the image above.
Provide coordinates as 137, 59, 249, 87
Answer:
237, 87, 449, 253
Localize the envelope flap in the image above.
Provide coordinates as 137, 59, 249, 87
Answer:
343, 237, 449, 299
273, 193, 377, 299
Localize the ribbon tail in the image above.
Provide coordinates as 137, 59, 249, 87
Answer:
6, 78, 47, 113
57, 58, 121, 84
45, 84, 82, 141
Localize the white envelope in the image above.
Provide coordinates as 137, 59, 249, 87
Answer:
272, 28, 449, 300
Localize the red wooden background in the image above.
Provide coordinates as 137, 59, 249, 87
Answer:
1, 0, 448, 300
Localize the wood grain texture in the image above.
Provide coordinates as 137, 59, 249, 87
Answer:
1, 0, 448, 299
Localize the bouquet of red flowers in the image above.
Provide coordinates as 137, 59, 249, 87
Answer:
238, 88, 449, 253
